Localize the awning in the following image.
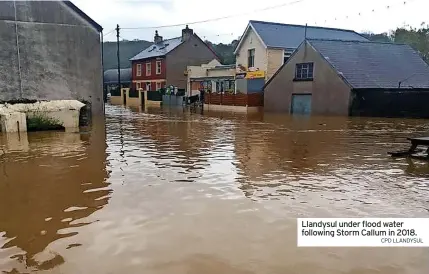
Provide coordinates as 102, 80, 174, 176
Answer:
190, 76, 235, 81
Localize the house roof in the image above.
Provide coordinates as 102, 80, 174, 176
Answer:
104, 68, 132, 84
129, 37, 183, 61
63, 1, 103, 32
234, 20, 367, 54
308, 39, 429, 89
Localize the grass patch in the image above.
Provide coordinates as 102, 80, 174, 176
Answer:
26, 114, 64, 132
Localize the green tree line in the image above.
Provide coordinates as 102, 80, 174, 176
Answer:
362, 23, 429, 61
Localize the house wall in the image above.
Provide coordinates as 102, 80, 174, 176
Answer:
186, 60, 234, 96
235, 27, 267, 73
132, 58, 166, 81
0, 1, 103, 116
266, 48, 284, 81
264, 42, 351, 115
166, 35, 218, 89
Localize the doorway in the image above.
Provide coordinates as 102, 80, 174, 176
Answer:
291, 94, 312, 115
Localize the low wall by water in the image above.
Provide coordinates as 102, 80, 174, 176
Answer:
109, 89, 162, 108
0, 100, 84, 133
203, 93, 264, 112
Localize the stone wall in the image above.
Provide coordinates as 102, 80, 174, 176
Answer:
0, 1, 103, 116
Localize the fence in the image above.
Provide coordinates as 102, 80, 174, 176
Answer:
162, 94, 185, 106
110, 88, 121, 97
204, 93, 263, 107
128, 89, 139, 98
147, 90, 163, 101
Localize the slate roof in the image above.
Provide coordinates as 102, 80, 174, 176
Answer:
308, 39, 429, 89
250, 20, 368, 50
104, 68, 132, 84
129, 37, 183, 61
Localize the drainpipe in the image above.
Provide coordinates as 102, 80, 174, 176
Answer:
101, 31, 106, 108
13, 0, 23, 99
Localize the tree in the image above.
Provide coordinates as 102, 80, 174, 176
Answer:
392, 24, 429, 61
364, 23, 429, 62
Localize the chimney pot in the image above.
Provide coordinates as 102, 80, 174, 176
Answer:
182, 25, 193, 42
154, 30, 163, 44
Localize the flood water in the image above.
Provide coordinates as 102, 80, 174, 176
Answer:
1, 104, 429, 274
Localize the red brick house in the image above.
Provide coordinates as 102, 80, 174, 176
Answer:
130, 25, 219, 91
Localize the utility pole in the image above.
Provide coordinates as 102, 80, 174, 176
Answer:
304, 23, 308, 39
116, 24, 121, 91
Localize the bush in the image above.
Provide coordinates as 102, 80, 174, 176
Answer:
26, 114, 64, 132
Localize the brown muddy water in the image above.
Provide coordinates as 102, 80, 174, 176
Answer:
0, 104, 428, 274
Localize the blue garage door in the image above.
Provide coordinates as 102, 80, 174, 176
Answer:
291, 94, 312, 115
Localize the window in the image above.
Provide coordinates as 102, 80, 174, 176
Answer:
284, 52, 292, 64
248, 49, 255, 68
156, 82, 162, 90
146, 62, 151, 76
295, 63, 314, 80
136, 64, 142, 76
146, 82, 151, 91
156, 61, 162, 75
216, 81, 224, 93
136, 82, 141, 89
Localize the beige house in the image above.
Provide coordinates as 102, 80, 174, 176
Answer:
233, 20, 368, 92
186, 59, 236, 96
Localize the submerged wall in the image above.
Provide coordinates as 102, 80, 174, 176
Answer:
0, 1, 103, 115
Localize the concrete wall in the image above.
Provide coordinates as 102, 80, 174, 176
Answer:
264, 42, 351, 115
124, 88, 141, 107
166, 34, 218, 90
235, 27, 267, 72
266, 48, 284, 81
0, 1, 103, 116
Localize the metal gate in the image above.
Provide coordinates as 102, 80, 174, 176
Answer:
291, 94, 312, 115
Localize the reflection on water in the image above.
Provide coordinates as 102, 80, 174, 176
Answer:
1, 105, 429, 274
0, 117, 110, 272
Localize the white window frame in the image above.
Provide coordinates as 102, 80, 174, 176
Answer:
136, 64, 142, 77
156, 82, 162, 90
136, 82, 141, 89
156, 61, 162, 75
283, 51, 292, 64
295, 62, 314, 80
146, 62, 151, 76
146, 82, 151, 91
248, 48, 255, 68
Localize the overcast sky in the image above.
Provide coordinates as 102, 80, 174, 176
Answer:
73, 0, 427, 44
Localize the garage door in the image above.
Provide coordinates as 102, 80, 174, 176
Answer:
291, 94, 312, 115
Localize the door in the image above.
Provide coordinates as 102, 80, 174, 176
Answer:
291, 94, 312, 115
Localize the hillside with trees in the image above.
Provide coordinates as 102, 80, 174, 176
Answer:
103, 25, 429, 71
362, 24, 429, 61
103, 40, 152, 70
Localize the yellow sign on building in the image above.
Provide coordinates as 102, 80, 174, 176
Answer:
245, 71, 265, 79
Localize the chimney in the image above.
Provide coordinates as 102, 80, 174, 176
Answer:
154, 30, 163, 44
181, 25, 193, 42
